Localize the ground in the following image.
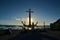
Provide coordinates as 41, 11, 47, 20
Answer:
0, 30, 60, 40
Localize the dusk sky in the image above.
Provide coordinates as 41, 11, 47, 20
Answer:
0, 0, 60, 25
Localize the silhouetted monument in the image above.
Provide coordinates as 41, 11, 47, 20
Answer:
22, 9, 38, 30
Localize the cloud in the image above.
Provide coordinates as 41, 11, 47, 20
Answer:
14, 17, 26, 21
15, 17, 21, 21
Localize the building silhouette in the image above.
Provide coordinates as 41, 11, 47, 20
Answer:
50, 19, 60, 30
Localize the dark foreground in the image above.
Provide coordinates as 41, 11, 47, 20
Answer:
0, 30, 60, 40
9, 30, 60, 40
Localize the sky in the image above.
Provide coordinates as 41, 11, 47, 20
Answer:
0, 0, 60, 25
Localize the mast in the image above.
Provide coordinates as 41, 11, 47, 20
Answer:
44, 21, 45, 30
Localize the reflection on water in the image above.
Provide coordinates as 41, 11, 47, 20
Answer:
0, 26, 22, 30
0, 26, 50, 30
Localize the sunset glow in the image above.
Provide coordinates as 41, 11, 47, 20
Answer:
25, 17, 35, 25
